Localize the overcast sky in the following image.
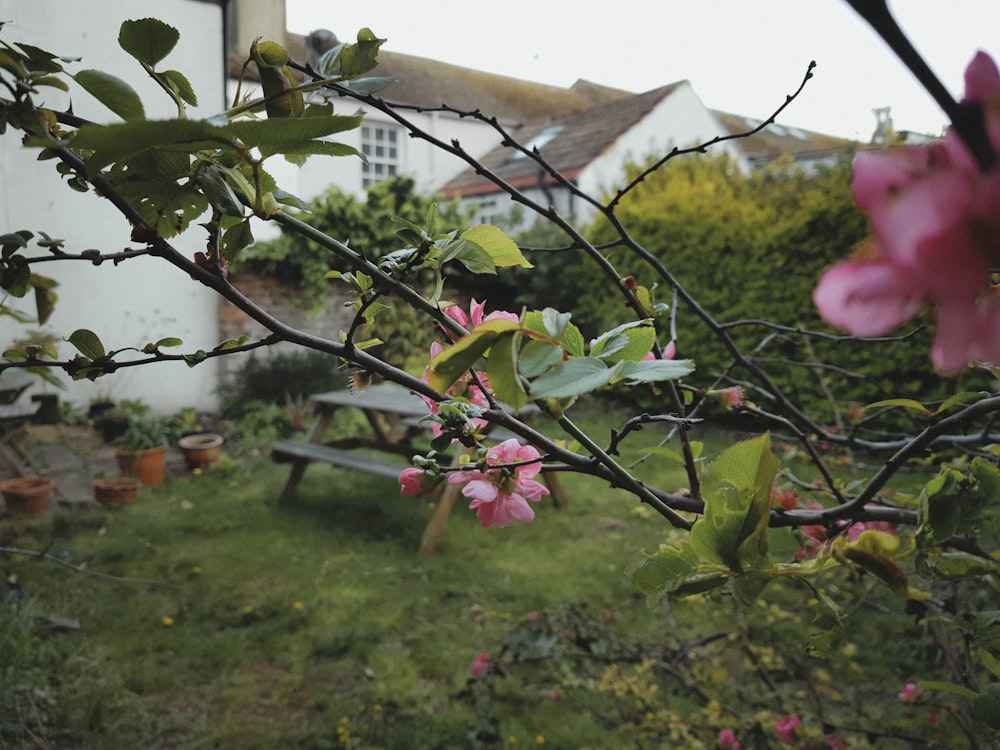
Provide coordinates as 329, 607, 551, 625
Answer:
286, 0, 1000, 142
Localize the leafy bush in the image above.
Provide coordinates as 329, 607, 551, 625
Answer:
221, 351, 343, 417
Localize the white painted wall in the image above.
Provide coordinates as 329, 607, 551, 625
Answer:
0, 0, 226, 414
576, 83, 749, 219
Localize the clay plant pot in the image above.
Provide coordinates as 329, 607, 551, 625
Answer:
116, 446, 166, 487
93, 477, 142, 507
178, 433, 223, 471
0, 477, 54, 517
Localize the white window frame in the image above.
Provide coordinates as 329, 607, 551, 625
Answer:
361, 124, 402, 188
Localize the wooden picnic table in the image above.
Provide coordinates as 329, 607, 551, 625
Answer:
270, 382, 566, 553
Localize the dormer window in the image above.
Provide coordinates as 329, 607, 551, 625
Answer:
509, 124, 564, 160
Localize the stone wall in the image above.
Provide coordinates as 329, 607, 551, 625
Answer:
217, 271, 355, 386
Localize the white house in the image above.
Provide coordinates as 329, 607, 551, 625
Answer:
0, 0, 227, 414
0, 0, 855, 414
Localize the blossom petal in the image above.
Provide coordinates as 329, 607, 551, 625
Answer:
813, 261, 922, 336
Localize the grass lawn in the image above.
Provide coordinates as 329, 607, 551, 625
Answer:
0, 414, 990, 749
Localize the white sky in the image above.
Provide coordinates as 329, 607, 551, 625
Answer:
286, 0, 1000, 142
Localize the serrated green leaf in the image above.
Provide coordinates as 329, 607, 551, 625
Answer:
979, 649, 1000, 681
460, 224, 531, 268
67, 329, 105, 359
158, 69, 197, 106
487, 331, 528, 410
441, 238, 496, 274
619, 358, 695, 383
336, 28, 385, 78
221, 220, 254, 261
690, 434, 776, 573
73, 70, 145, 121
72, 119, 231, 174
342, 76, 395, 94
427, 319, 519, 394
228, 114, 363, 156
626, 543, 727, 605
590, 320, 655, 362
519, 340, 564, 378
118, 18, 179, 67
529, 357, 620, 400
864, 398, 930, 415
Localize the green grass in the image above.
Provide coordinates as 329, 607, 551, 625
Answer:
0, 417, 992, 749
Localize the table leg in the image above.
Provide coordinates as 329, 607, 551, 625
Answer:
418, 481, 460, 554
276, 461, 309, 506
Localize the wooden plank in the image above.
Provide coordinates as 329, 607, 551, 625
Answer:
270, 440, 405, 480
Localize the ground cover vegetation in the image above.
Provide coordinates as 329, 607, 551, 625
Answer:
0, 414, 988, 748
0, 4, 999, 748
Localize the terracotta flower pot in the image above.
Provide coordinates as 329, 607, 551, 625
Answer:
93, 477, 142, 507
178, 433, 223, 471
1, 477, 54, 517
116, 446, 166, 486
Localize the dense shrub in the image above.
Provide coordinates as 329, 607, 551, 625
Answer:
241, 176, 470, 370
222, 350, 342, 417
517, 154, 989, 419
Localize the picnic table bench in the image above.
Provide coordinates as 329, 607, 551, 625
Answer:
270, 383, 565, 553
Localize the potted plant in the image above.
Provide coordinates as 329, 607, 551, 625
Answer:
93, 476, 142, 506
178, 432, 224, 471
0, 476, 55, 517
114, 414, 178, 486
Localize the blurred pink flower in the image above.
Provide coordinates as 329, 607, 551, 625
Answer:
718, 728, 741, 749
709, 386, 745, 410
775, 714, 800, 745
398, 467, 434, 496
898, 682, 923, 702
471, 652, 492, 677
448, 439, 549, 527
814, 50, 1000, 374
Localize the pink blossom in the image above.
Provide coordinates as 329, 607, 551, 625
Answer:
398, 467, 434, 496
447, 439, 549, 527
846, 520, 897, 541
814, 50, 1000, 374
471, 652, 492, 678
444, 298, 519, 336
774, 714, 800, 745
898, 682, 923, 702
718, 728, 741, 749
421, 341, 492, 438
709, 386, 745, 410
642, 340, 677, 361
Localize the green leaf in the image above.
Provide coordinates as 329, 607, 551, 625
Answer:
690, 434, 777, 573
916, 469, 967, 547
619, 358, 695, 383
73, 70, 145, 121
590, 320, 655, 362
221, 220, 254, 261
863, 398, 930, 415
524, 308, 585, 357
916, 681, 980, 700
518, 340, 564, 378
916, 551, 1000, 579
979, 649, 1000, 681
342, 76, 395, 95
336, 28, 385, 79
67, 329, 105, 359
118, 18, 179, 67
626, 543, 727, 605
460, 224, 531, 268
486, 331, 528, 410
72, 119, 231, 174
426, 318, 519, 393
973, 684, 1000, 730
158, 69, 198, 106
228, 114, 363, 156
440, 238, 496, 274
529, 357, 620, 400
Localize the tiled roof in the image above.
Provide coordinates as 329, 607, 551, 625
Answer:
238, 33, 608, 125
440, 83, 685, 196
710, 110, 856, 165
